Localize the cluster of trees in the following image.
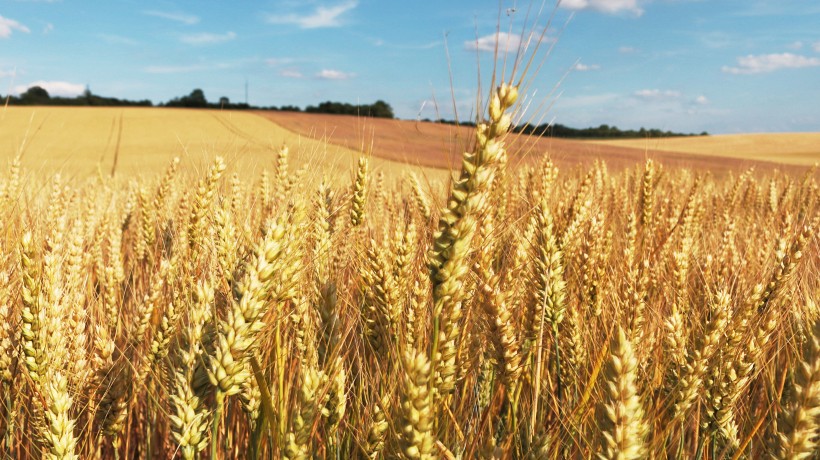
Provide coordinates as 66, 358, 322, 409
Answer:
5, 86, 395, 119
162, 89, 251, 110
163, 90, 395, 119
304, 100, 394, 119
3, 86, 152, 107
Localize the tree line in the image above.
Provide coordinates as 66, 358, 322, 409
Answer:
516, 122, 707, 138
2, 86, 394, 118
4, 85, 152, 107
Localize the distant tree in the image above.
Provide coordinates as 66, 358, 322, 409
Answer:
369, 100, 394, 118
22, 86, 50, 101
219, 96, 230, 108
164, 89, 208, 108
186, 89, 207, 107
305, 100, 394, 118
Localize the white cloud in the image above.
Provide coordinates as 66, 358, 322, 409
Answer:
814, 42, 820, 53
573, 62, 601, 71
143, 10, 199, 25
279, 69, 304, 79
787, 41, 803, 50
722, 53, 820, 74
695, 95, 709, 105
13, 80, 84, 97
180, 31, 236, 45
267, 1, 358, 29
465, 32, 522, 53
43, 23, 53, 34
634, 89, 682, 99
0, 16, 30, 38
560, 0, 644, 16
316, 69, 354, 80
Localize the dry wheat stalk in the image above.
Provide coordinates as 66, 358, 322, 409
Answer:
597, 327, 648, 460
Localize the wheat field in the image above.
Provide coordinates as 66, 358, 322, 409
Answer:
593, 133, 820, 166
0, 106, 438, 182
0, 80, 818, 460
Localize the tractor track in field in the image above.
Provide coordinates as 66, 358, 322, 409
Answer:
210, 113, 270, 149
110, 111, 123, 177
100, 113, 118, 164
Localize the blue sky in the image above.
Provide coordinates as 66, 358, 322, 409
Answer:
1, 1, 819, 134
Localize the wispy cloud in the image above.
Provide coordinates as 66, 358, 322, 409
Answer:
694, 95, 709, 105
814, 42, 820, 53
279, 69, 304, 79
13, 80, 84, 97
560, 0, 644, 16
619, 46, 637, 54
787, 41, 804, 50
180, 31, 236, 45
316, 69, 354, 80
267, 1, 358, 29
0, 16, 31, 38
0, 68, 17, 78
143, 10, 199, 25
722, 53, 820, 74
465, 32, 521, 53
572, 62, 600, 71
634, 89, 682, 100
43, 23, 54, 34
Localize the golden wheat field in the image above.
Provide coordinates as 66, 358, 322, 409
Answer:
594, 133, 820, 166
0, 82, 818, 460
0, 106, 439, 182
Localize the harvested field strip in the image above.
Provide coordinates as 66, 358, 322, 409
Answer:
254, 110, 804, 174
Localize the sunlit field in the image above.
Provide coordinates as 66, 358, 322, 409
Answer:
593, 133, 820, 166
0, 106, 439, 182
2, 2, 820, 456
0, 80, 818, 460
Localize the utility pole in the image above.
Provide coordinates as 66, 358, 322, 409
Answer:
245, 78, 248, 105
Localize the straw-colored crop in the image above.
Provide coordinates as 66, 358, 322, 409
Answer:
0, 11, 818, 460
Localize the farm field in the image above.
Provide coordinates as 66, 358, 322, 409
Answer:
3, 106, 814, 184
592, 133, 820, 166
0, 106, 439, 182
257, 110, 815, 173
0, 84, 817, 460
